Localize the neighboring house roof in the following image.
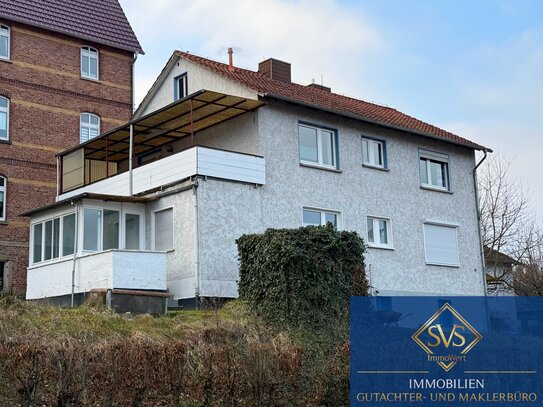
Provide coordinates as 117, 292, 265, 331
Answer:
147, 51, 487, 151
484, 246, 520, 267
0, 0, 143, 54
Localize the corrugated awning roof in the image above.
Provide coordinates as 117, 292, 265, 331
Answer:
59, 90, 265, 162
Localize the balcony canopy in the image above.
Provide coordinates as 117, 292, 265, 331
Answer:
59, 90, 265, 193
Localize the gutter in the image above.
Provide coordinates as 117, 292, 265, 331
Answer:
473, 149, 490, 295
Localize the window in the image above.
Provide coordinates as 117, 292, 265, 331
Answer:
0, 25, 9, 60
80, 113, 100, 143
362, 137, 386, 168
154, 208, 173, 251
125, 213, 141, 250
419, 149, 450, 191
298, 123, 337, 169
83, 208, 121, 252
367, 216, 392, 248
0, 176, 5, 221
0, 96, 8, 141
423, 222, 459, 267
302, 207, 340, 229
31, 213, 75, 264
174, 73, 188, 101
81, 46, 99, 79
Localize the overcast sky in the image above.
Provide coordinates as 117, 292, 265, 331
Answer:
119, 0, 543, 218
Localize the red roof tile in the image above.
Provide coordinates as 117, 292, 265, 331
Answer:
0, 0, 143, 53
176, 51, 486, 150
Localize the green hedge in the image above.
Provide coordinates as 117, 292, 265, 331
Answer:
237, 225, 368, 328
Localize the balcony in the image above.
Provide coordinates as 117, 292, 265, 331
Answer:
57, 90, 265, 199
26, 250, 167, 300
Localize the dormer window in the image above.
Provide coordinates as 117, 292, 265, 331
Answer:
174, 73, 188, 101
0, 25, 9, 60
81, 46, 99, 80
80, 113, 100, 143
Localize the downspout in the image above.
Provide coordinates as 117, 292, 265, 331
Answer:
128, 124, 134, 196
132, 53, 138, 113
473, 149, 489, 295
192, 180, 200, 309
70, 201, 80, 307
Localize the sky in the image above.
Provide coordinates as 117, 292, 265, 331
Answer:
119, 0, 543, 218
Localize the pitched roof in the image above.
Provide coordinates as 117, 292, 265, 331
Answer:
0, 0, 143, 54
175, 51, 487, 151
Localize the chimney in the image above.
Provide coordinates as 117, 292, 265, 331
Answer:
258, 58, 291, 83
227, 47, 234, 71
307, 83, 331, 92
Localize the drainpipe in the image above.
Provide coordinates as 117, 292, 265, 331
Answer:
473, 149, 489, 295
70, 201, 80, 307
192, 181, 200, 309
128, 124, 134, 196
132, 53, 138, 113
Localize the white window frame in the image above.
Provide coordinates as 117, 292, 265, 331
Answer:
362, 137, 386, 169
298, 123, 338, 169
174, 73, 188, 101
301, 206, 342, 229
366, 216, 393, 249
123, 211, 144, 251
81, 206, 121, 253
0, 176, 6, 221
80, 46, 99, 80
80, 113, 100, 143
152, 207, 175, 251
423, 221, 460, 267
30, 212, 76, 264
0, 24, 10, 61
419, 149, 450, 191
0, 96, 9, 141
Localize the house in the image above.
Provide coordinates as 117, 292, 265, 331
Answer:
0, 0, 143, 294
24, 50, 491, 309
485, 246, 523, 295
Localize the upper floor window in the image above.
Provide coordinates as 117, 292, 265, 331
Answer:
0, 96, 8, 141
174, 73, 188, 101
0, 25, 9, 60
298, 123, 338, 169
419, 149, 450, 191
81, 46, 99, 80
302, 207, 341, 229
0, 176, 6, 221
362, 137, 387, 169
367, 216, 392, 249
80, 113, 100, 143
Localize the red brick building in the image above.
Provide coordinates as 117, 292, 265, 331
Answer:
0, 0, 143, 293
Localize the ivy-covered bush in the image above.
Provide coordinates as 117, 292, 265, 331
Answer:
237, 225, 368, 329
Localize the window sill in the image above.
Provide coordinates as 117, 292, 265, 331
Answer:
420, 185, 453, 194
362, 163, 389, 172
0, 58, 12, 64
367, 244, 394, 251
0, 139, 11, 145
0, 221, 7, 225
426, 262, 460, 268
80, 76, 101, 84
300, 162, 342, 173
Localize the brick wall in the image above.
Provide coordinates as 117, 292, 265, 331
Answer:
0, 19, 134, 295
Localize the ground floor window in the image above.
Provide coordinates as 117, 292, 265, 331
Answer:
423, 222, 459, 267
83, 208, 140, 252
302, 207, 341, 229
153, 208, 174, 251
32, 213, 75, 264
367, 216, 393, 249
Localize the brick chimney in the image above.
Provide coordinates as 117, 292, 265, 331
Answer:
258, 58, 291, 83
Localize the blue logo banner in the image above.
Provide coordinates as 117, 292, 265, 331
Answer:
350, 297, 543, 406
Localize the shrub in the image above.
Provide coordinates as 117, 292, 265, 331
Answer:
237, 225, 368, 329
